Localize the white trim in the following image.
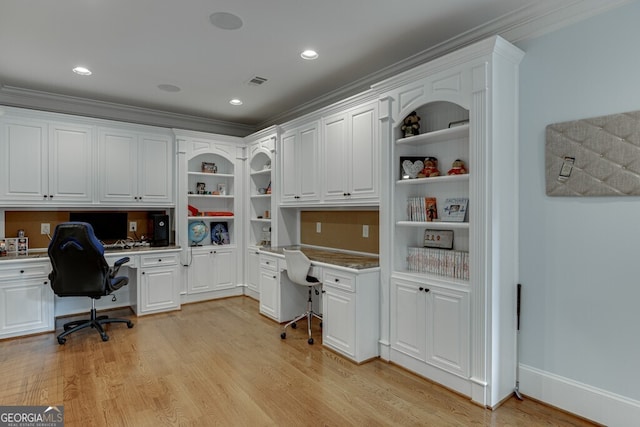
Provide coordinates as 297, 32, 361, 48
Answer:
520, 364, 640, 427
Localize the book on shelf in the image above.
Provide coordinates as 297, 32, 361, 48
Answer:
407, 197, 438, 222
407, 247, 469, 281
441, 198, 468, 222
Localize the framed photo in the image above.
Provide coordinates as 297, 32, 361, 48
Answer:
211, 222, 230, 245
201, 161, 217, 173
217, 183, 226, 195
448, 119, 469, 128
400, 156, 425, 180
424, 229, 454, 249
196, 182, 206, 194
442, 198, 468, 222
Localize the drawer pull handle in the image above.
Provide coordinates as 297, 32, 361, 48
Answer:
158, 259, 162, 262
20, 270, 24, 274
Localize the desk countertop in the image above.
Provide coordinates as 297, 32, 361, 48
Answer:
260, 246, 379, 270
0, 245, 181, 262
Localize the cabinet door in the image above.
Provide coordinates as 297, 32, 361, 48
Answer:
138, 133, 173, 203
0, 278, 54, 339
390, 278, 426, 360
188, 249, 214, 294
259, 268, 279, 320
298, 124, 319, 201
246, 249, 261, 294
140, 266, 179, 313
0, 118, 48, 201
49, 122, 94, 202
348, 103, 378, 200
426, 286, 470, 376
212, 248, 237, 291
322, 113, 348, 200
322, 285, 356, 357
280, 131, 298, 202
98, 128, 138, 203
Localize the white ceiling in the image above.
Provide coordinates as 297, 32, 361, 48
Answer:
0, 1, 630, 131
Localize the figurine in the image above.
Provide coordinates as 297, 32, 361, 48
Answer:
447, 159, 468, 175
420, 157, 441, 178
401, 111, 421, 137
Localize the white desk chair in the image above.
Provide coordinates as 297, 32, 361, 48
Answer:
280, 249, 323, 344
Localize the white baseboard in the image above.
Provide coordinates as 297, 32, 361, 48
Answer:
520, 364, 640, 426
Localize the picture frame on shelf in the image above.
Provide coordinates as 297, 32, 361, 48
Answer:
448, 119, 469, 128
196, 182, 206, 194
441, 198, 468, 222
211, 222, 230, 245
201, 161, 217, 173
424, 229, 454, 249
217, 183, 226, 195
400, 156, 424, 180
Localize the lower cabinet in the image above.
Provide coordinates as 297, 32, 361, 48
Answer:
138, 253, 180, 315
258, 253, 307, 322
184, 246, 240, 304
0, 259, 54, 339
390, 276, 470, 379
245, 248, 261, 300
322, 267, 379, 363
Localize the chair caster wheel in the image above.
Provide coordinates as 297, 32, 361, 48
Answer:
127, 321, 134, 328
101, 334, 109, 342
280, 332, 286, 339
291, 323, 297, 329
308, 338, 314, 345
57, 337, 66, 345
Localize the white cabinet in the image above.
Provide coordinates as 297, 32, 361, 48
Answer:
138, 253, 180, 315
0, 116, 94, 204
0, 259, 54, 339
390, 277, 469, 377
98, 127, 173, 205
322, 101, 379, 203
185, 246, 239, 303
245, 248, 261, 299
376, 36, 523, 406
258, 253, 307, 322
322, 267, 379, 363
280, 121, 320, 204
248, 135, 274, 247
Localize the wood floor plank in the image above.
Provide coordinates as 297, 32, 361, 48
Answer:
0, 296, 598, 426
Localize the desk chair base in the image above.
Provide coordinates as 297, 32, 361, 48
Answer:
280, 287, 322, 344
57, 299, 134, 345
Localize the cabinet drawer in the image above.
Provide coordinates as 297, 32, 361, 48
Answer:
0, 262, 50, 281
140, 253, 178, 268
324, 269, 356, 292
260, 255, 278, 271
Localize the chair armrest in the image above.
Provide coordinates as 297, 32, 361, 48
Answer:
110, 256, 130, 278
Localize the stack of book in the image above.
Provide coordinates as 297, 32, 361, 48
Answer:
407, 247, 469, 281
407, 197, 438, 221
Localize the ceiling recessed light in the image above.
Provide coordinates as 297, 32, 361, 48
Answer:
229, 99, 243, 106
157, 84, 181, 93
210, 12, 243, 30
300, 50, 318, 60
72, 66, 92, 76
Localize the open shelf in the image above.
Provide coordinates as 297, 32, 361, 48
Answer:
396, 124, 469, 146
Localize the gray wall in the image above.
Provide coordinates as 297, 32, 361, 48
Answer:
517, 0, 640, 402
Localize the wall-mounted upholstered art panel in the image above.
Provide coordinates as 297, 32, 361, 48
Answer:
546, 110, 640, 196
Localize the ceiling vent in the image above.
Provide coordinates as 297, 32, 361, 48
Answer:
247, 76, 268, 86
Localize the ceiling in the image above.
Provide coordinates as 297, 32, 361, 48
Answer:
0, 1, 630, 132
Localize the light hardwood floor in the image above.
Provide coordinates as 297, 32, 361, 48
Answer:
0, 297, 597, 426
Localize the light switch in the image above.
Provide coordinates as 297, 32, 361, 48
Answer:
316, 222, 321, 233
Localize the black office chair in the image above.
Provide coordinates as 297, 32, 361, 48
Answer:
48, 222, 134, 345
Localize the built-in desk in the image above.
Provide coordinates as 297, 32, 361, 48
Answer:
0, 246, 181, 340
258, 246, 380, 363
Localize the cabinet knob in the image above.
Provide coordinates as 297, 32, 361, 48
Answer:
43, 281, 48, 285
419, 287, 424, 291
272, 275, 276, 279
158, 259, 162, 262
49, 195, 53, 199
43, 195, 48, 199
335, 278, 339, 283
142, 271, 145, 275
255, 251, 260, 255
424, 288, 430, 293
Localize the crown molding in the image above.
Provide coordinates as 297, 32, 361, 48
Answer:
0, 85, 255, 137
257, 0, 632, 128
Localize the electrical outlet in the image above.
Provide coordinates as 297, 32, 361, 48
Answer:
40, 223, 50, 235
362, 224, 369, 238
316, 222, 321, 233
129, 221, 137, 232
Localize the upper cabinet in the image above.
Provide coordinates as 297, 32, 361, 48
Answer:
280, 120, 320, 204
321, 100, 378, 204
0, 115, 94, 204
98, 127, 174, 206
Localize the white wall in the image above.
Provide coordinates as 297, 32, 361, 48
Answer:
517, 1, 640, 424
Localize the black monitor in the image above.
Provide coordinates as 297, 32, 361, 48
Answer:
69, 212, 128, 242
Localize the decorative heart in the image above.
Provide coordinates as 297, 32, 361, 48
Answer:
403, 159, 424, 179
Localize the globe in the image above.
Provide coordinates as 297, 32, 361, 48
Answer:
188, 221, 208, 245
